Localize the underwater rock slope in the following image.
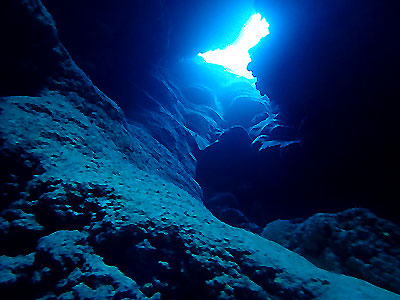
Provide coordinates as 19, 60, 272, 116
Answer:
0, 0, 399, 299
262, 208, 400, 295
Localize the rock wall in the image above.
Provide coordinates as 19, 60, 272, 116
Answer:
262, 208, 400, 295
1, 1, 399, 299
251, 0, 400, 222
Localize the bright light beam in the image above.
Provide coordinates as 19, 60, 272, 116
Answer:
198, 13, 269, 79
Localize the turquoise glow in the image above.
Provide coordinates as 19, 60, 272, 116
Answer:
198, 13, 269, 79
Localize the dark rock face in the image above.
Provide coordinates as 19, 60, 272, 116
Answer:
262, 208, 400, 295
251, 0, 400, 223
1, 0, 400, 299
0, 0, 58, 96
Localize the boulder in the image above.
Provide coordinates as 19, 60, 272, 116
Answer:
262, 208, 400, 295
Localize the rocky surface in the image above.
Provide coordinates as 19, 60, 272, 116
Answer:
262, 208, 400, 295
1, 0, 399, 299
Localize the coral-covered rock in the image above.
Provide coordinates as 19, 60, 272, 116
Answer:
262, 208, 400, 294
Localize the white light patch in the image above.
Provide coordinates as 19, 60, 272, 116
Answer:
198, 13, 269, 79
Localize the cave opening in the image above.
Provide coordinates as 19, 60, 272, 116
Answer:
187, 12, 300, 233
198, 12, 269, 80
39, 0, 400, 234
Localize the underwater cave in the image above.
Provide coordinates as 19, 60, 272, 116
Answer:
1, 0, 400, 299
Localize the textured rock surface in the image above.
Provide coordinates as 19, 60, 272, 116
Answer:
262, 208, 400, 295
1, 0, 399, 299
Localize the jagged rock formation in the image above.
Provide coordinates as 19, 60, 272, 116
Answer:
262, 208, 400, 295
0, 1, 399, 299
